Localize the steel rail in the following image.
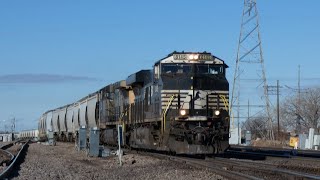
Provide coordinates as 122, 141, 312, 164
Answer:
0, 149, 14, 163
180, 157, 263, 180
209, 157, 320, 180
225, 149, 290, 158
0, 140, 29, 179
229, 145, 320, 159
139, 152, 262, 180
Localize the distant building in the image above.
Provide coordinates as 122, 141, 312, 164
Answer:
0, 132, 14, 142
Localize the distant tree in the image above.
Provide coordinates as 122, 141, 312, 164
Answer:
280, 87, 320, 134
242, 116, 269, 140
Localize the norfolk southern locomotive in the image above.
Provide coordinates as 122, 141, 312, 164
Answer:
38, 51, 230, 154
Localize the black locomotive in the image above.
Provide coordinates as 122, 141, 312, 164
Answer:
39, 51, 230, 154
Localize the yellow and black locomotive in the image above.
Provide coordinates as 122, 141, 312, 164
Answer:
39, 51, 230, 154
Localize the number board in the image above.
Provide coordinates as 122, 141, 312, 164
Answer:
173, 54, 213, 60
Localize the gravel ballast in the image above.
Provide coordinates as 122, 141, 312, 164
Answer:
11, 142, 224, 180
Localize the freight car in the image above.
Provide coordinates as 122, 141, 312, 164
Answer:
38, 51, 230, 154
19, 129, 39, 141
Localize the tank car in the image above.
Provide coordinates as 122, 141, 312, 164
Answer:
38, 104, 76, 142
38, 111, 52, 141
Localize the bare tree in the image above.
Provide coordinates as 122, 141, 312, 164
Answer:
281, 87, 320, 134
280, 97, 299, 132
242, 116, 269, 140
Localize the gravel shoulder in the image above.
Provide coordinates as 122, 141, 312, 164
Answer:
11, 142, 225, 180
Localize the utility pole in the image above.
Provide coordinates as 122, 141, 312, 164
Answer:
297, 65, 301, 132
298, 65, 301, 102
248, 99, 250, 122
267, 81, 282, 140
231, 0, 274, 140
277, 80, 280, 139
11, 117, 16, 134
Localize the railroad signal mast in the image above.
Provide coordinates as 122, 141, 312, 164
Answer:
231, 0, 274, 141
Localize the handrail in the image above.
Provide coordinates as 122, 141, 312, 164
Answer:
219, 94, 234, 128
118, 105, 130, 137
161, 95, 176, 135
218, 95, 229, 112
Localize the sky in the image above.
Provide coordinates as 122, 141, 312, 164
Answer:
0, 1, 320, 131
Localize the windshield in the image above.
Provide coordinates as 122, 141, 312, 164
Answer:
161, 63, 224, 75
195, 64, 223, 75
161, 64, 192, 74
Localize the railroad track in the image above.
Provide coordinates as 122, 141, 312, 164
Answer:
0, 140, 29, 179
137, 151, 320, 180
134, 151, 260, 180
207, 157, 320, 179
0, 148, 14, 168
229, 145, 320, 158
47, 142, 320, 179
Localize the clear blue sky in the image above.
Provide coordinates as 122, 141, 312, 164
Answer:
0, 1, 319, 131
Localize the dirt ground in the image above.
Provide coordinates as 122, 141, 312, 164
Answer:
10, 142, 225, 180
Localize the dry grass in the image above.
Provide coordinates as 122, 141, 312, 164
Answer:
251, 139, 291, 148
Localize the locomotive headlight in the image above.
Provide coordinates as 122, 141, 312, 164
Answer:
180, 109, 187, 116
214, 110, 220, 116
193, 54, 199, 60
189, 54, 194, 60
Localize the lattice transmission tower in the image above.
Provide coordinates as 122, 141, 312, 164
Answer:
231, 0, 274, 141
